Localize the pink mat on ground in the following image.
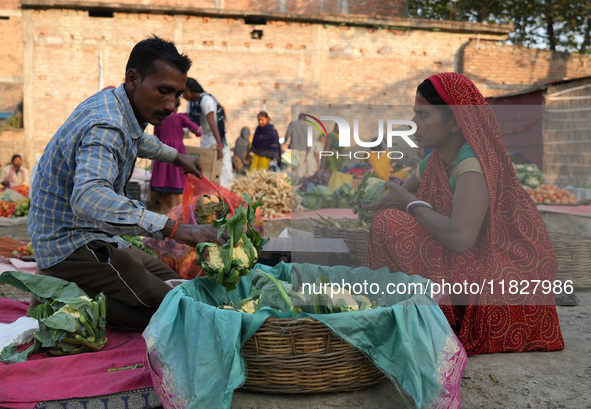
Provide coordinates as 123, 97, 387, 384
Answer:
0, 298, 154, 409
537, 203, 591, 217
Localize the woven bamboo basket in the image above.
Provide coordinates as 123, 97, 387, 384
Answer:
241, 317, 387, 393
311, 218, 370, 267
549, 233, 591, 288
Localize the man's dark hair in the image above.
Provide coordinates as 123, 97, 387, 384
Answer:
298, 113, 306, 120
11, 154, 21, 162
416, 79, 453, 119
186, 77, 205, 93
126, 35, 192, 79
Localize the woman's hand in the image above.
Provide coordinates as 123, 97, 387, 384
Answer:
173, 153, 203, 179
361, 181, 416, 220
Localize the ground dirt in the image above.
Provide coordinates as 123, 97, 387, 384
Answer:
2, 217, 590, 409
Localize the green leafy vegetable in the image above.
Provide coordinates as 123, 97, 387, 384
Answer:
241, 269, 377, 315
195, 194, 269, 291
513, 164, 542, 188
194, 194, 229, 225
0, 271, 108, 364
121, 235, 157, 257
352, 171, 386, 221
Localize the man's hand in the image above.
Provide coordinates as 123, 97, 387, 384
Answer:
216, 146, 223, 160
361, 181, 416, 221
173, 153, 203, 179
163, 220, 230, 248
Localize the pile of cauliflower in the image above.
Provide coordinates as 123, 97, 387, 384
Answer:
195, 194, 268, 291
205, 238, 258, 271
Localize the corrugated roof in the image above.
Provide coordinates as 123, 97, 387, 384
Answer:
488, 75, 591, 99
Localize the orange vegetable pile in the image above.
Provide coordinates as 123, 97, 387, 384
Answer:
0, 200, 17, 217
11, 185, 29, 197
11, 241, 34, 259
525, 184, 579, 205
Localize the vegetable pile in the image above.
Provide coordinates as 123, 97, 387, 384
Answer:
0, 188, 29, 218
121, 235, 157, 257
0, 200, 16, 217
514, 164, 542, 188
352, 171, 386, 222
194, 194, 229, 224
524, 184, 579, 205
301, 184, 355, 210
221, 269, 378, 314
10, 241, 34, 259
298, 169, 333, 189
196, 194, 269, 291
11, 185, 29, 198
231, 170, 294, 218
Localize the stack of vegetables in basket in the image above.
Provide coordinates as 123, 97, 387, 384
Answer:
195, 194, 269, 291
221, 269, 379, 314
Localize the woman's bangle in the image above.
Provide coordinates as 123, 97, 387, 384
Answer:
403, 199, 416, 211
405, 200, 433, 213
169, 220, 180, 240
216, 144, 223, 148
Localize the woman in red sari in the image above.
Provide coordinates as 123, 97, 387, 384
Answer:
364, 72, 564, 355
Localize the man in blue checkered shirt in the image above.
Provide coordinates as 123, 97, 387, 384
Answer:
28, 36, 228, 331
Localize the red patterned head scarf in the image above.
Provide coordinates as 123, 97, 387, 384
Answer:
427, 72, 519, 223
425, 73, 557, 302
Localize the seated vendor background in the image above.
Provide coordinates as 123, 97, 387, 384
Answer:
1, 154, 30, 188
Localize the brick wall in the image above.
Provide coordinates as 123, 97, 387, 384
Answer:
20, 8, 508, 167
461, 39, 591, 97
0, 0, 23, 113
13, 2, 591, 171
0, 129, 25, 168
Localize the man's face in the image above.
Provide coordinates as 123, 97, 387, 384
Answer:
125, 59, 187, 126
12, 157, 22, 168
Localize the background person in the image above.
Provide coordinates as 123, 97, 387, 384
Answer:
28, 36, 228, 332
249, 111, 282, 172
363, 72, 564, 355
1, 154, 30, 188
321, 123, 344, 172
150, 100, 202, 214
283, 113, 310, 178
232, 126, 251, 175
184, 78, 234, 188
